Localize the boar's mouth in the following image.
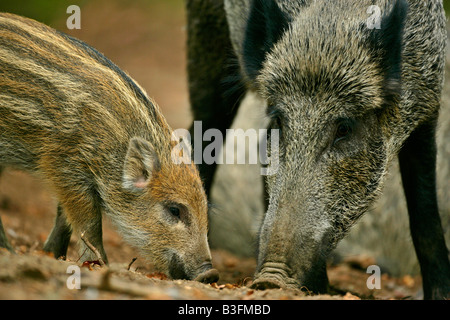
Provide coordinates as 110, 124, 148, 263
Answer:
168, 254, 219, 283
194, 264, 220, 284
251, 262, 300, 290
252, 259, 330, 293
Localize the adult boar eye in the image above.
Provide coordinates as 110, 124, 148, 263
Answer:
334, 119, 354, 144
267, 105, 283, 130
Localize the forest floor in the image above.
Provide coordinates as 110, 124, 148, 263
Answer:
0, 172, 422, 300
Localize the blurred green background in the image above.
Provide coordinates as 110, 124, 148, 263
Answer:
0, 0, 88, 25
0, 0, 449, 25
444, 0, 450, 14
0, 0, 185, 25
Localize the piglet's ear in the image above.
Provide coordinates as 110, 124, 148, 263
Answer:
122, 137, 160, 192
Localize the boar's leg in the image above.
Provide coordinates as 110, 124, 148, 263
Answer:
0, 167, 14, 253
43, 204, 72, 259
186, 0, 245, 195
59, 190, 108, 264
75, 208, 107, 265
0, 216, 14, 253
398, 119, 450, 300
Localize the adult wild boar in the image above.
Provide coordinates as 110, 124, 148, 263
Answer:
186, 0, 450, 298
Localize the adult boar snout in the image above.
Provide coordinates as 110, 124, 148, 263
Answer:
251, 261, 298, 290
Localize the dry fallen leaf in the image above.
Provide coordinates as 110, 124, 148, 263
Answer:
401, 275, 415, 288
210, 282, 226, 289
81, 260, 102, 270
210, 282, 239, 290
18, 245, 27, 254
343, 292, 361, 300
146, 272, 168, 280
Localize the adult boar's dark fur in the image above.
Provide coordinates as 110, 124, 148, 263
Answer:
186, 0, 450, 299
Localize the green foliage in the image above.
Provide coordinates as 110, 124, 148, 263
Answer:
444, 0, 450, 16
0, 0, 86, 24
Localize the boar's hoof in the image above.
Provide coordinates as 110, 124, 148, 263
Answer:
194, 268, 220, 284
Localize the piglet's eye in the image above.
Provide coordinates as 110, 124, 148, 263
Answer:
164, 203, 190, 225
168, 206, 180, 218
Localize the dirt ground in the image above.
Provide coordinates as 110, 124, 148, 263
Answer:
0, 189, 422, 300
0, 0, 425, 300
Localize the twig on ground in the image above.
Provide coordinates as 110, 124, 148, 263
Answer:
76, 247, 88, 263
127, 257, 137, 271
80, 232, 106, 267
29, 241, 39, 253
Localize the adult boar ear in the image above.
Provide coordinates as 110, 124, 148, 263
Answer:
123, 137, 160, 192
369, 0, 408, 102
243, 0, 291, 81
